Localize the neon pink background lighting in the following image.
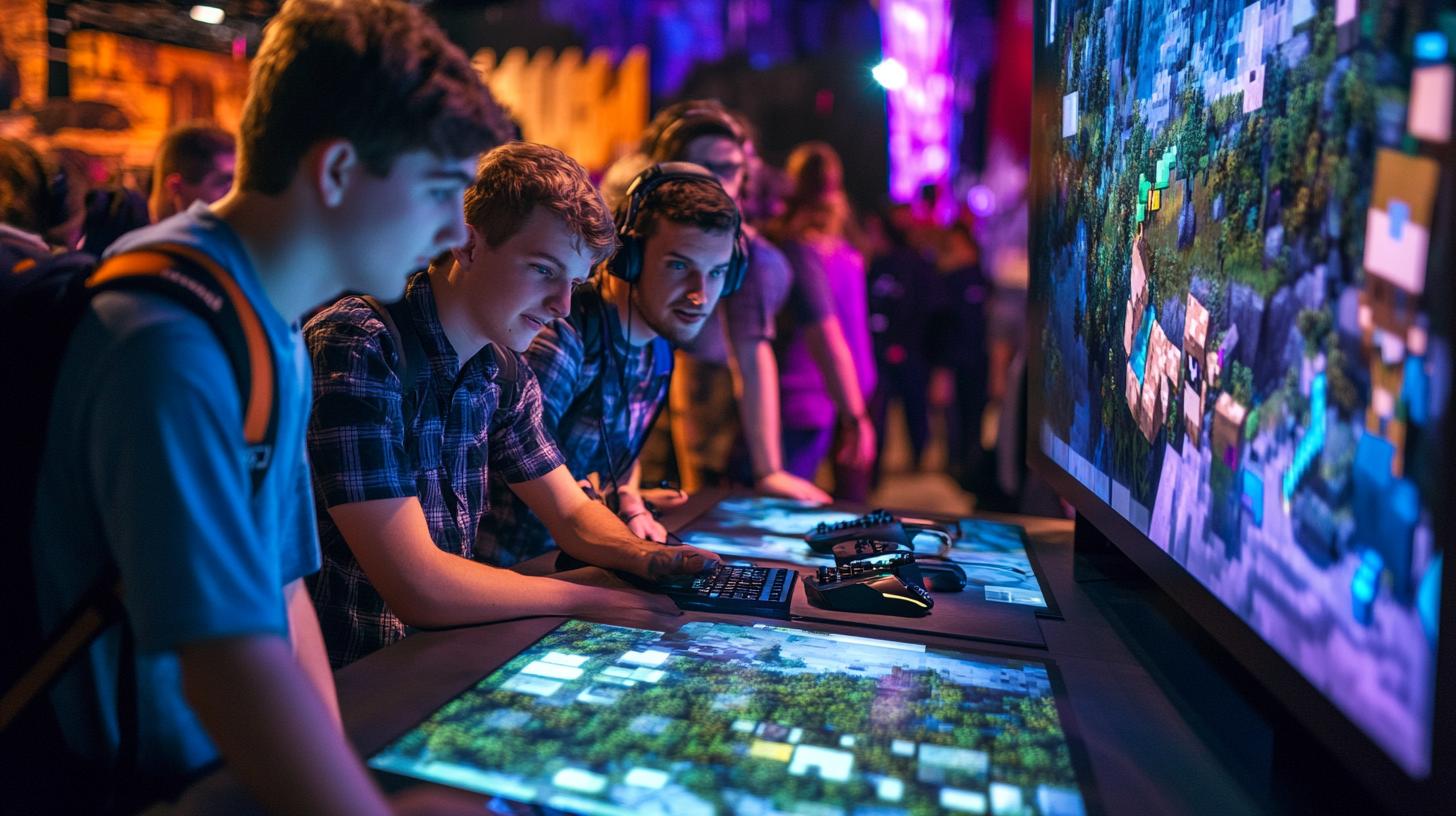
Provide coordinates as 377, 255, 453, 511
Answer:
880, 0, 954, 204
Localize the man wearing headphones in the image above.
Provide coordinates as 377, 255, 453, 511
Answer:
641, 101, 874, 502
478, 162, 744, 565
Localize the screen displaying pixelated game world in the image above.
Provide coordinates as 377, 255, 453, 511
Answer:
1031, 0, 1450, 775
676, 496, 1050, 608
370, 620, 1091, 815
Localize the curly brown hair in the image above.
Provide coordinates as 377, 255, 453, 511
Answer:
465, 141, 617, 263
237, 0, 514, 195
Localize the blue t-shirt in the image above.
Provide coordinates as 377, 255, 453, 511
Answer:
30, 202, 321, 781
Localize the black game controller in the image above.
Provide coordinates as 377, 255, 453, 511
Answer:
830, 538, 907, 566
803, 569, 934, 617
805, 510, 910, 552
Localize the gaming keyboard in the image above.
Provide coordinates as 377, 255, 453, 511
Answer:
655, 565, 797, 619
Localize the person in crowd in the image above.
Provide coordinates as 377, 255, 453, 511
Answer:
479, 161, 742, 564
148, 122, 236, 222
928, 221, 994, 495
864, 206, 940, 483
643, 100, 873, 503
766, 141, 877, 501
80, 185, 150, 257
305, 142, 718, 668
0, 136, 58, 258
24, 0, 508, 811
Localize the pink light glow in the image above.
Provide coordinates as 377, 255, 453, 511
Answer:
880, 0, 954, 207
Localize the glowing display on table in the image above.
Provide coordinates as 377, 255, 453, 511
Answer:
371, 620, 1090, 815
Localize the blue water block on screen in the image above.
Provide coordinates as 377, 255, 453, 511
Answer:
1403, 355, 1429, 426
1241, 469, 1265, 527
1418, 552, 1442, 643
1351, 549, 1384, 626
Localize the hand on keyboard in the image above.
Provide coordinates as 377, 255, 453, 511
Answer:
639, 542, 721, 581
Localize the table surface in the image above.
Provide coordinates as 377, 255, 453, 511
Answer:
330, 493, 1268, 816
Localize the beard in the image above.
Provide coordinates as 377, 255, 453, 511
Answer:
630, 286, 707, 346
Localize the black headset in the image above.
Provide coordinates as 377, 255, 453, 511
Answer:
606, 161, 749, 297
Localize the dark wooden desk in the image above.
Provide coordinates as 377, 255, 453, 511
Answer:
331, 504, 1267, 816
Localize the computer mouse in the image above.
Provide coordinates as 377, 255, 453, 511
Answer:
803, 572, 934, 617
917, 561, 967, 592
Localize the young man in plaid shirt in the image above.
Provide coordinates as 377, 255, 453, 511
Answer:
478, 163, 743, 565
304, 142, 720, 669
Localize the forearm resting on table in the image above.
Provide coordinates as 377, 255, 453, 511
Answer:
516, 466, 717, 579
546, 492, 671, 574
179, 634, 390, 816
328, 497, 627, 628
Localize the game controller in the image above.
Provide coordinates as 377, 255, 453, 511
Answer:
803, 570, 934, 617
804, 509, 910, 552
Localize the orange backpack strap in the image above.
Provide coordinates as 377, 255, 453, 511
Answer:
0, 242, 278, 739
89, 241, 279, 488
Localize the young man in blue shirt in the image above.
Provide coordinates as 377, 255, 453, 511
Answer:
479, 163, 742, 564
305, 143, 720, 668
27, 0, 508, 811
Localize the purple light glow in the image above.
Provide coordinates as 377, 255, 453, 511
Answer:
966, 184, 996, 216
880, 0, 954, 208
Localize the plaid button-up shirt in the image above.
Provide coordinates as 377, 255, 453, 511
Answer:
304, 270, 564, 667
478, 283, 672, 566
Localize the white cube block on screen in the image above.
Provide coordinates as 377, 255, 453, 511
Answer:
521, 660, 584, 681
499, 674, 562, 697
551, 767, 607, 794
541, 651, 589, 667
877, 776, 905, 801
619, 649, 669, 667
1364, 208, 1429, 293
990, 782, 1024, 815
1409, 65, 1453, 143
623, 767, 669, 789
941, 787, 989, 813
787, 745, 854, 782
1062, 92, 1079, 137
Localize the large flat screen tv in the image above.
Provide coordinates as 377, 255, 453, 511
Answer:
1027, 0, 1453, 805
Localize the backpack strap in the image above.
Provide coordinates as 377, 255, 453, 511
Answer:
0, 242, 279, 735
88, 242, 279, 489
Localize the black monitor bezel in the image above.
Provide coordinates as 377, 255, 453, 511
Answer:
1025, 0, 1456, 808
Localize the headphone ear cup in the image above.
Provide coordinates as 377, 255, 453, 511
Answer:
610, 232, 643, 283
722, 230, 749, 296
